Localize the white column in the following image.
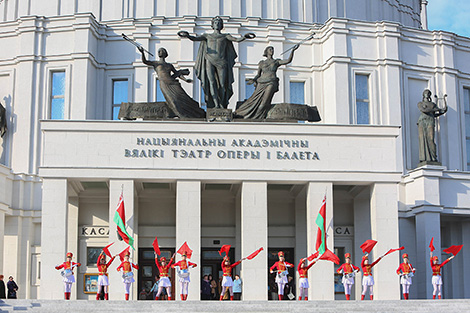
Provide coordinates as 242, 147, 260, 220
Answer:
108, 180, 135, 300
67, 197, 79, 299
40, 178, 68, 299
294, 187, 307, 298
415, 210, 440, 299
240, 182, 267, 300
235, 187, 242, 272
0, 210, 4, 275
176, 181, 201, 300
370, 183, 400, 300
353, 187, 371, 300
463, 222, 470, 298
307, 182, 334, 300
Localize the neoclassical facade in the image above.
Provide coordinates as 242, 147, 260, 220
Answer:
1, 0, 470, 301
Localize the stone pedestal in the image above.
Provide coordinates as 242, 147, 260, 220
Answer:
207, 108, 233, 122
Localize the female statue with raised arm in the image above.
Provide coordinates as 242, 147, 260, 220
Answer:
235, 44, 299, 119
138, 46, 205, 118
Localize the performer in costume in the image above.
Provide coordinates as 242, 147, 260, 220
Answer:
396, 253, 415, 300
361, 253, 382, 300
116, 250, 139, 300
96, 251, 116, 300
337, 253, 360, 300
297, 257, 318, 301
430, 251, 454, 299
55, 252, 81, 300
220, 256, 245, 301
269, 251, 294, 301
155, 253, 175, 300
171, 252, 197, 301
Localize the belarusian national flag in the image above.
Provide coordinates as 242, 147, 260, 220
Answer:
315, 195, 327, 255
113, 192, 135, 250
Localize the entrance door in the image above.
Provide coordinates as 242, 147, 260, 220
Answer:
138, 248, 175, 300
201, 248, 235, 300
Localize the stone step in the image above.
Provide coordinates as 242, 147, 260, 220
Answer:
1, 299, 470, 313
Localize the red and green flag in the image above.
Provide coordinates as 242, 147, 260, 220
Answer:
114, 192, 135, 250
315, 195, 327, 255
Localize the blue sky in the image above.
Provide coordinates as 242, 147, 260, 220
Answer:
428, 0, 470, 37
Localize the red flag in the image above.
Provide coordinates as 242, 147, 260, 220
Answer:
443, 245, 463, 256
307, 251, 319, 261
383, 246, 404, 257
320, 249, 340, 265
103, 242, 114, 258
429, 237, 435, 252
315, 196, 327, 254
177, 242, 193, 259
360, 240, 377, 254
307, 249, 340, 264
113, 192, 135, 249
246, 247, 263, 260
219, 245, 231, 257
152, 236, 161, 256
119, 246, 130, 262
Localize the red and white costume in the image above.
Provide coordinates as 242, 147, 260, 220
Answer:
337, 253, 360, 300
297, 258, 316, 300
360, 255, 382, 300
270, 252, 294, 300
96, 253, 115, 300
396, 253, 415, 300
155, 256, 174, 300
430, 255, 451, 299
55, 252, 81, 300
171, 257, 197, 300
117, 256, 139, 300
220, 257, 242, 300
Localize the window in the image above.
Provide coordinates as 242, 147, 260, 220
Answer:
355, 74, 370, 124
112, 79, 128, 120
246, 79, 255, 99
464, 88, 470, 168
290, 82, 305, 104
50, 71, 65, 119
156, 80, 165, 102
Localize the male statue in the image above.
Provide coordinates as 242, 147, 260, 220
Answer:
178, 16, 255, 109
417, 89, 447, 164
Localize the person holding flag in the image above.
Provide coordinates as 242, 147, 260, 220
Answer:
360, 253, 382, 300
297, 256, 320, 301
220, 255, 246, 301
155, 253, 175, 300
270, 251, 294, 301
428, 238, 462, 299
55, 252, 81, 300
172, 242, 197, 301
396, 253, 415, 300
116, 248, 139, 300
336, 253, 360, 300
96, 249, 116, 300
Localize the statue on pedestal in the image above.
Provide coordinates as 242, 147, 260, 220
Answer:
417, 89, 447, 165
138, 46, 205, 118
178, 16, 255, 109
235, 45, 299, 119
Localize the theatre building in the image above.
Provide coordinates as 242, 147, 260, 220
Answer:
0, 0, 470, 301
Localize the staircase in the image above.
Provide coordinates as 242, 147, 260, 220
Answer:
1, 299, 470, 313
